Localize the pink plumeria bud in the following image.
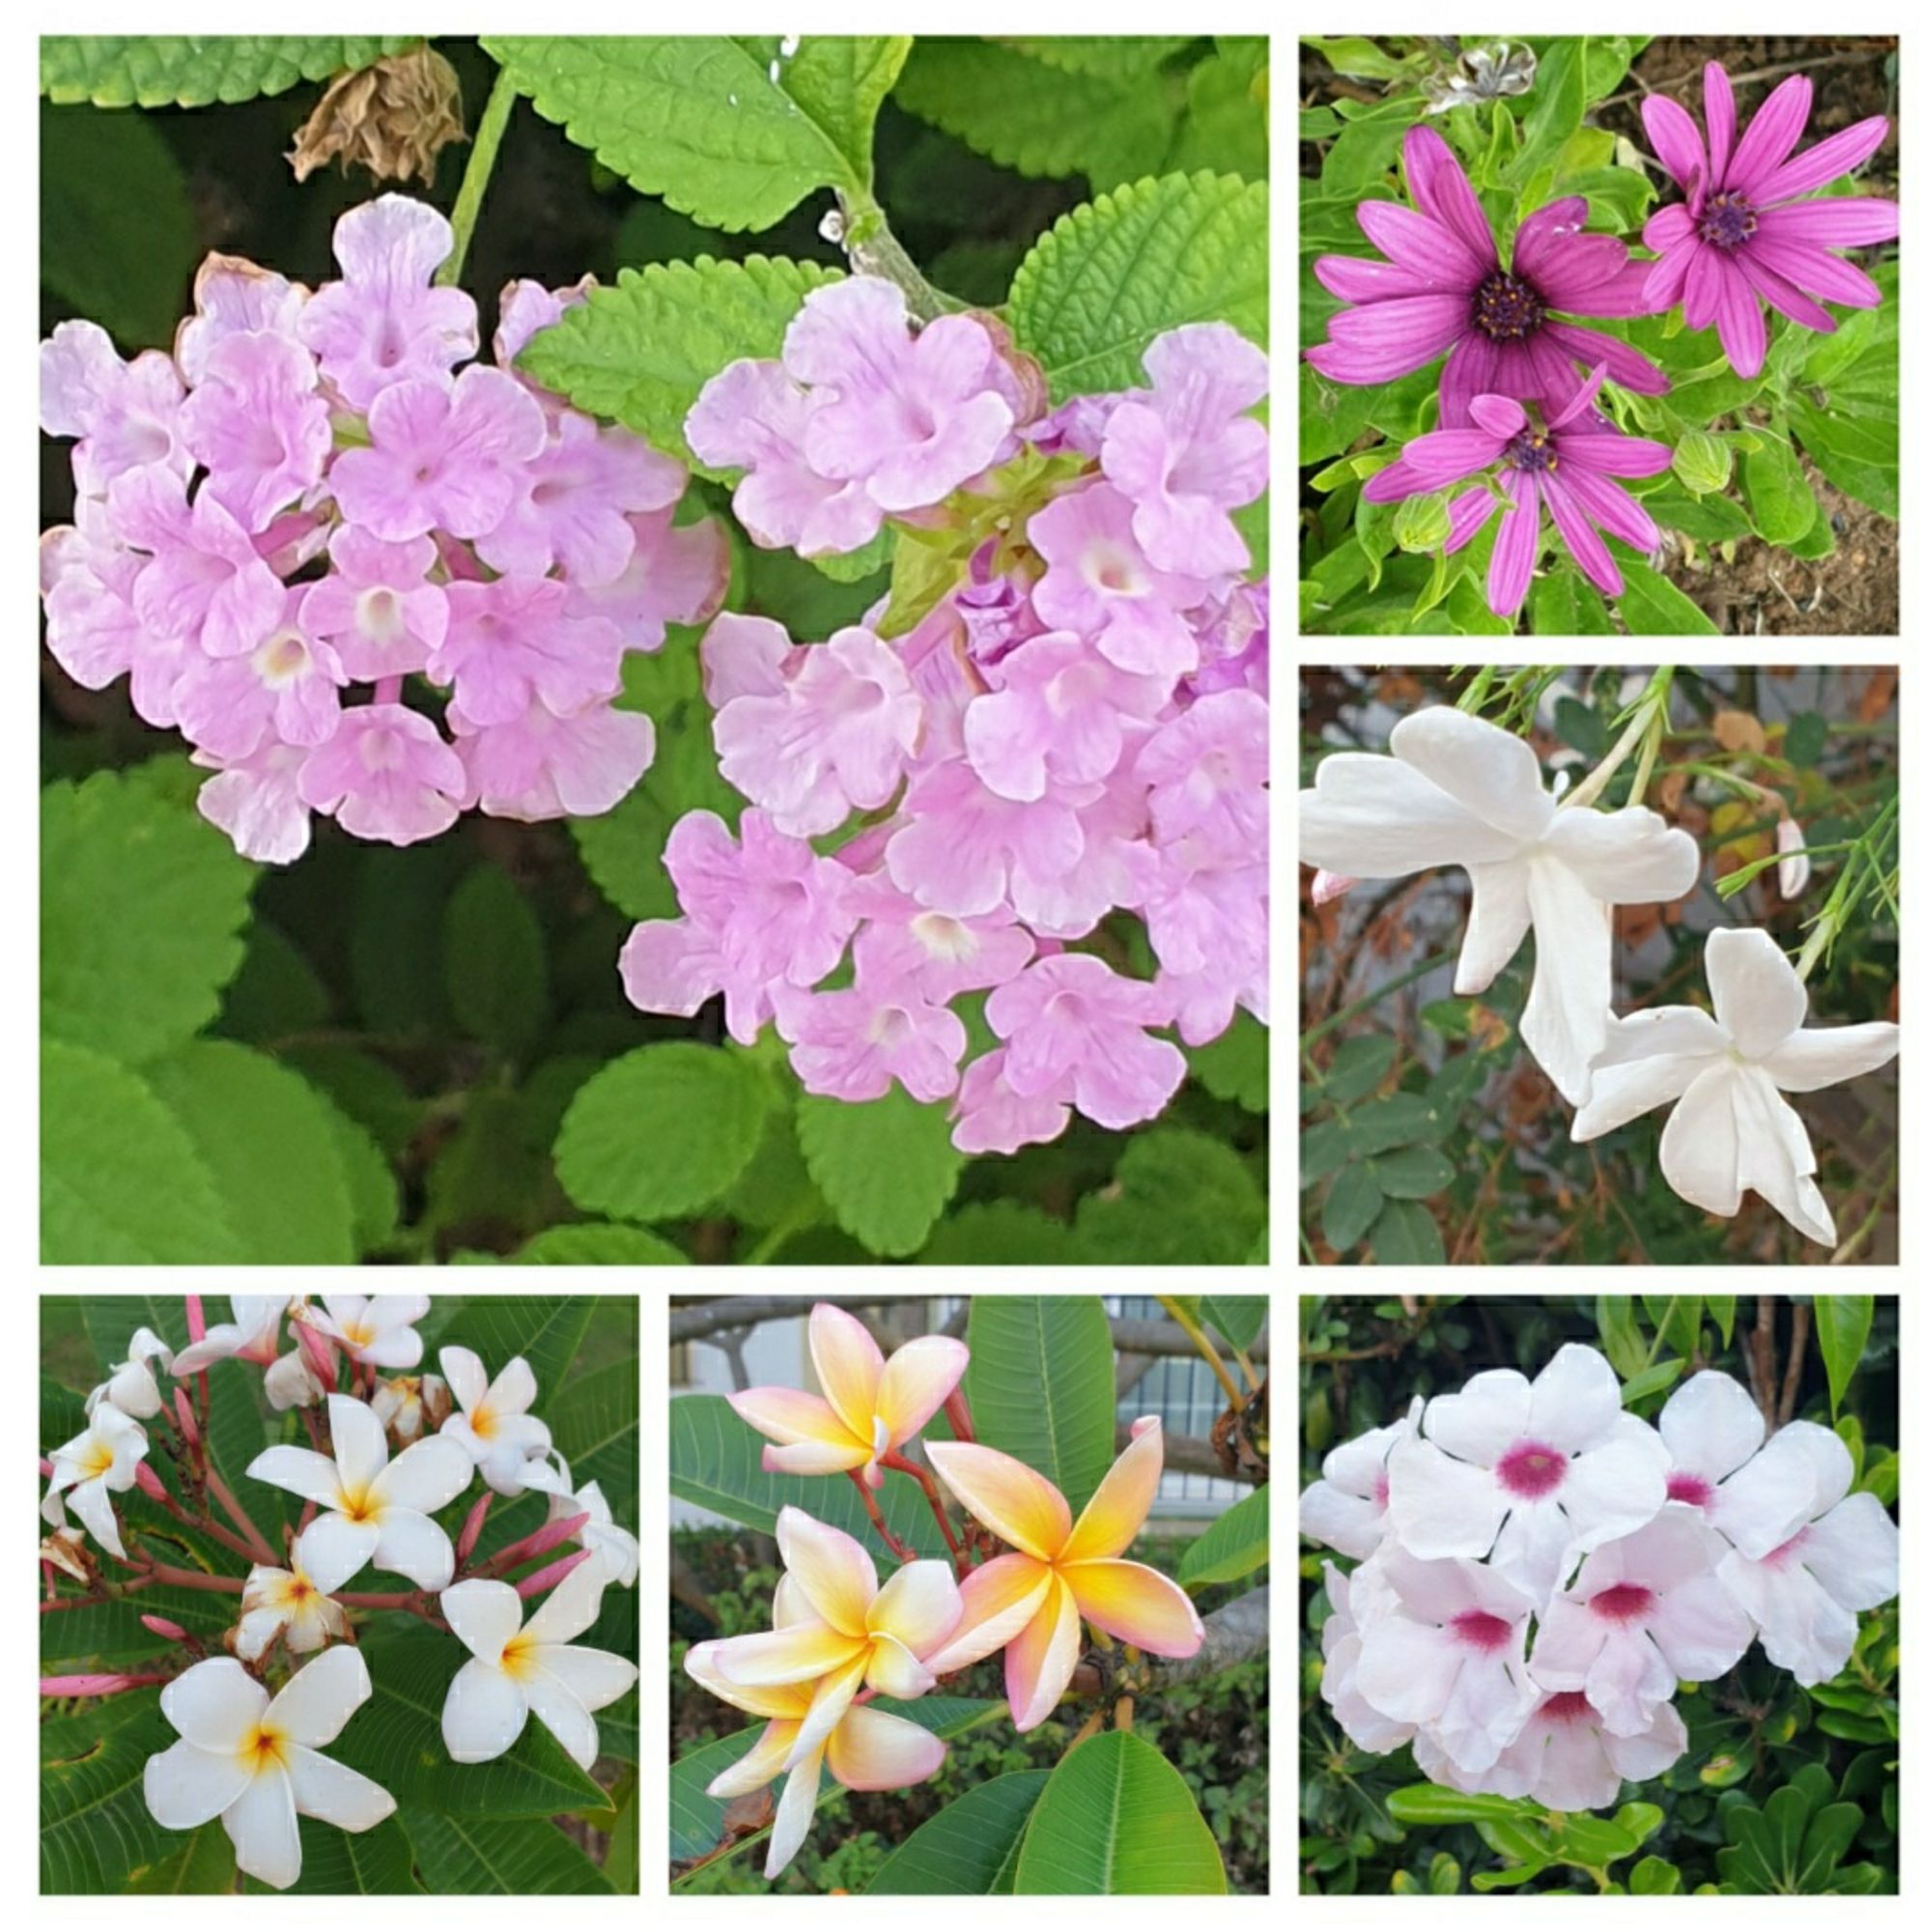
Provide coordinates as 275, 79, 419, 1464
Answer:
292, 1320, 340, 1394
1312, 869, 1357, 906
39, 1456, 55, 1479
454, 1492, 493, 1563
173, 1386, 201, 1447
515, 1546, 594, 1599
134, 1461, 170, 1502
41, 1672, 158, 1697
140, 1614, 189, 1642
1777, 818, 1810, 899
518, 1508, 592, 1566
185, 1294, 207, 1345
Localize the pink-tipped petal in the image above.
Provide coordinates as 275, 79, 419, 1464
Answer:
1642, 95, 1707, 194
807, 1304, 887, 1443
924, 1440, 1072, 1560
727, 1387, 868, 1461
1400, 124, 1499, 263
825, 1704, 947, 1791
874, 1336, 970, 1448
1354, 201, 1487, 289
716, 1621, 867, 1687
1059, 1418, 1165, 1565
866, 1557, 963, 1657
1064, 1557, 1206, 1658
1540, 471, 1625, 598
1486, 473, 1541, 617
761, 1439, 870, 1476
775, 1508, 877, 1638
1003, 1574, 1083, 1731
1751, 116, 1890, 207
923, 1552, 1054, 1673
1703, 62, 1738, 190
1468, 393, 1528, 440
1726, 74, 1814, 193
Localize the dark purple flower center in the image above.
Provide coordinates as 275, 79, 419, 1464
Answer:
1699, 190, 1759, 251
1506, 430, 1560, 474
1495, 1438, 1567, 1496
1667, 1471, 1715, 1508
1450, 1609, 1514, 1653
1590, 1581, 1656, 1625
1471, 270, 1546, 341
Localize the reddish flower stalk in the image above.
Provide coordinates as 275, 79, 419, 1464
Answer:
172, 1386, 201, 1451
298, 1499, 318, 1536
205, 1467, 278, 1566
847, 1468, 916, 1563
42, 1561, 57, 1602
41, 1671, 168, 1697
880, 1450, 971, 1576
515, 1548, 593, 1598
475, 1510, 589, 1578
943, 1386, 976, 1443
454, 1492, 493, 1564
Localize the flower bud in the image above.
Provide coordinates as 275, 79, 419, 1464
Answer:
1393, 491, 1453, 554
140, 1614, 188, 1642
1312, 869, 1357, 906
1674, 431, 1733, 496
1776, 817, 1809, 900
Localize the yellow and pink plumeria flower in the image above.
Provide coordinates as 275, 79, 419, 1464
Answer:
925, 1417, 1205, 1729
705, 1506, 962, 1765
728, 1302, 969, 1484
687, 1544, 950, 1882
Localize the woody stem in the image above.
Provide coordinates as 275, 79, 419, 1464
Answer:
847, 1470, 915, 1563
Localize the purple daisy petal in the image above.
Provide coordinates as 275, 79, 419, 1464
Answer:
1559, 258, 1657, 320
1642, 95, 1707, 196
1359, 458, 1429, 504
1511, 198, 1594, 285
1752, 116, 1890, 207
1553, 463, 1661, 554
1355, 201, 1488, 289
1683, 246, 1727, 329
1486, 472, 1541, 617
1516, 334, 1587, 420
1758, 198, 1900, 248
1548, 361, 1610, 429
1468, 394, 1528, 439
1538, 322, 1670, 396
1553, 432, 1675, 479
1437, 332, 1499, 427
1444, 486, 1498, 554
1712, 270, 1769, 378
1703, 62, 1739, 191
1645, 204, 1700, 250
1540, 470, 1624, 598
1643, 237, 1700, 310
1399, 427, 1510, 488
1314, 255, 1454, 302
1725, 73, 1814, 194
1401, 124, 1500, 264
1736, 253, 1837, 333
1743, 235, 1883, 308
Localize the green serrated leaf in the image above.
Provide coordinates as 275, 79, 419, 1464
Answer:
487, 34, 909, 231
795, 1085, 965, 1256
40, 35, 413, 106
511, 1224, 688, 1264
1184, 1014, 1269, 1113
1006, 172, 1268, 401
1074, 1126, 1265, 1264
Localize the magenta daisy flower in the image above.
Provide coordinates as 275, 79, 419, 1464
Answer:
1639, 61, 1898, 377
1368, 364, 1674, 618
1307, 125, 1670, 425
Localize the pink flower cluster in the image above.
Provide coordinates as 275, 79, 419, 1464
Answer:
627, 284, 1270, 1153
40, 195, 727, 861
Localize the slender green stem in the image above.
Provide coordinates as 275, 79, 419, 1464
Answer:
1299, 949, 1462, 1053
834, 187, 968, 320
437, 68, 518, 290
1561, 668, 1674, 810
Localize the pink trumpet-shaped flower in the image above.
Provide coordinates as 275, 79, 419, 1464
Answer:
1638, 60, 1898, 377
296, 704, 466, 846
729, 1303, 969, 1485
687, 1572, 948, 1883
1373, 365, 1672, 615
924, 1419, 1204, 1731
1308, 124, 1669, 424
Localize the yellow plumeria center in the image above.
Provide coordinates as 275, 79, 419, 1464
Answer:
468, 1404, 497, 1442
78, 1442, 115, 1481
240, 1720, 290, 1773
498, 1634, 539, 1680
335, 1485, 379, 1522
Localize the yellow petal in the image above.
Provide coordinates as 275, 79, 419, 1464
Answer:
863, 1632, 937, 1700
1004, 1572, 1083, 1731
783, 1653, 868, 1770
923, 1552, 1052, 1674
866, 1556, 962, 1657
775, 1507, 876, 1639
1061, 1557, 1204, 1659
874, 1336, 970, 1448
683, 1640, 815, 1721
925, 1441, 1071, 1560
1059, 1416, 1164, 1564
714, 1621, 865, 1688
705, 1719, 802, 1798
808, 1304, 886, 1443
728, 1387, 868, 1463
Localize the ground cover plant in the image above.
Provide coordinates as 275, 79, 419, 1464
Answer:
1301, 35, 1900, 635
1299, 665, 1898, 1265
668, 1293, 1269, 1893
1299, 1293, 1899, 1895
38, 35, 1270, 1266
39, 1293, 637, 1893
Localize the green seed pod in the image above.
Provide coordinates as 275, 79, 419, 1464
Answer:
1393, 491, 1453, 554
1674, 431, 1733, 496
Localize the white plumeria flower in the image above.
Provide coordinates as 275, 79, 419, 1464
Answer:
372, 1373, 447, 1445
237, 1532, 354, 1662
143, 1649, 394, 1891
520, 1451, 638, 1588
264, 1350, 325, 1412
246, 1393, 472, 1591
439, 1347, 553, 1495
1417, 1687, 1686, 1812
1353, 1549, 1539, 1776
171, 1295, 291, 1376
306, 1294, 430, 1369
42, 1401, 148, 1558
1530, 1506, 1753, 1735
1298, 1397, 1425, 1560
1388, 1343, 1670, 1606
1319, 1561, 1415, 1753
1572, 927, 1899, 1245
439, 1563, 637, 1769
1298, 705, 1701, 1104
1714, 1419, 1899, 1686
86, 1327, 174, 1420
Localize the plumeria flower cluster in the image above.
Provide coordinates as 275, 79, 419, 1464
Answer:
40, 1294, 636, 1890
1303, 1343, 1899, 1811
621, 279, 1270, 1153
1299, 701, 1899, 1244
39, 193, 727, 861
687, 1304, 1204, 1880
1309, 65, 1897, 616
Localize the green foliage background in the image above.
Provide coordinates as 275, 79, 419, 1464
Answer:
1298, 1293, 1900, 1895
39, 35, 1269, 1266
40, 1293, 636, 1893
